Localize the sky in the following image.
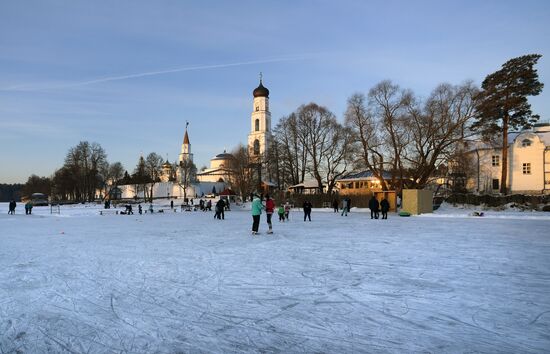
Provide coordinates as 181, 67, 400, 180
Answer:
1, 0, 549, 184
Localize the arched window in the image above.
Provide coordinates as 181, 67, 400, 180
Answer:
253, 139, 260, 155
255, 119, 260, 131
522, 139, 532, 147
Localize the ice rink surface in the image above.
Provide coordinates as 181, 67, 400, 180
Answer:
1, 202, 549, 353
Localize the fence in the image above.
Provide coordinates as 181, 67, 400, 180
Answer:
446, 193, 549, 207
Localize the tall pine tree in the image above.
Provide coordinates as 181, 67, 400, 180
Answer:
472, 54, 543, 194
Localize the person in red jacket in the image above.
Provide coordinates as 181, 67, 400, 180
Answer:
265, 195, 275, 234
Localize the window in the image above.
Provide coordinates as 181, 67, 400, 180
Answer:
255, 119, 260, 131
522, 139, 532, 147
253, 139, 260, 155
492, 179, 499, 190
492, 155, 499, 166
522, 163, 531, 175
256, 106, 259, 111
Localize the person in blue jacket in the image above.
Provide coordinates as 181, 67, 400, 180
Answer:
251, 194, 264, 235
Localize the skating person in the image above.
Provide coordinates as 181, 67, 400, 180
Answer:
25, 201, 33, 215
369, 195, 380, 219
380, 197, 390, 219
265, 195, 275, 233
215, 198, 225, 220
303, 200, 312, 221
148, 203, 154, 214
8, 200, 16, 215
284, 202, 291, 221
127, 204, 133, 215
251, 194, 264, 235
332, 199, 339, 213
138, 204, 143, 214
341, 198, 349, 216
278, 205, 285, 222
170, 200, 174, 210
206, 200, 212, 212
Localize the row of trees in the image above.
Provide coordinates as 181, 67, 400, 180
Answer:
252, 54, 542, 195
21, 54, 543, 199
261, 80, 478, 194
24, 144, 199, 202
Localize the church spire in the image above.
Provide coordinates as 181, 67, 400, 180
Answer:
183, 121, 190, 144
179, 121, 192, 164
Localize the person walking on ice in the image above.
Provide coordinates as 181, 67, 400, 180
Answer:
265, 195, 275, 233
284, 202, 291, 221
25, 201, 33, 215
380, 197, 390, 219
341, 198, 349, 216
369, 195, 380, 219
215, 198, 225, 220
8, 199, 16, 215
303, 200, 312, 221
251, 194, 264, 235
278, 204, 285, 222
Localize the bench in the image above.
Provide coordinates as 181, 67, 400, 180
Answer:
144, 208, 177, 214
99, 209, 119, 215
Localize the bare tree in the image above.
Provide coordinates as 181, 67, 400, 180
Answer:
99, 161, 125, 199
344, 93, 390, 190
228, 144, 255, 200
321, 122, 354, 194
63, 141, 107, 201
272, 113, 308, 187
404, 82, 478, 188
296, 103, 338, 193
144, 152, 164, 202
368, 81, 410, 192
177, 159, 197, 200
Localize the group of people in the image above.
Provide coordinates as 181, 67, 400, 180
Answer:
7, 200, 35, 215
214, 198, 226, 220
251, 195, 292, 235
8, 200, 16, 214
368, 195, 390, 219
339, 197, 352, 216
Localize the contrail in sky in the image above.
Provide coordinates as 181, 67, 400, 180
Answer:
3, 54, 311, 92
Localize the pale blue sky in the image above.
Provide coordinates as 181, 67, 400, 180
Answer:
1, 0, 549, 183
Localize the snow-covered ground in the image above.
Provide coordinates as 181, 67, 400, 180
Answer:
1, 201, 549, 353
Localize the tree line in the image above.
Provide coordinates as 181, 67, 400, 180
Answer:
21, 54, 543, 200
229, 54, 543, 196
22, 142, 198, 202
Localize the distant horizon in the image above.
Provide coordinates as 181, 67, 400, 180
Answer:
1, 0, 549, 184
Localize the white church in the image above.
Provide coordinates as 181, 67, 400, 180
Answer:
115, 77, 274, 201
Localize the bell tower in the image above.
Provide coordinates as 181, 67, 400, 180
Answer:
247, 73, 271, 159
179, 122, 193, 164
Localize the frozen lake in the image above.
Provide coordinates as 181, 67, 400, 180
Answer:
1, 202, 549, 353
